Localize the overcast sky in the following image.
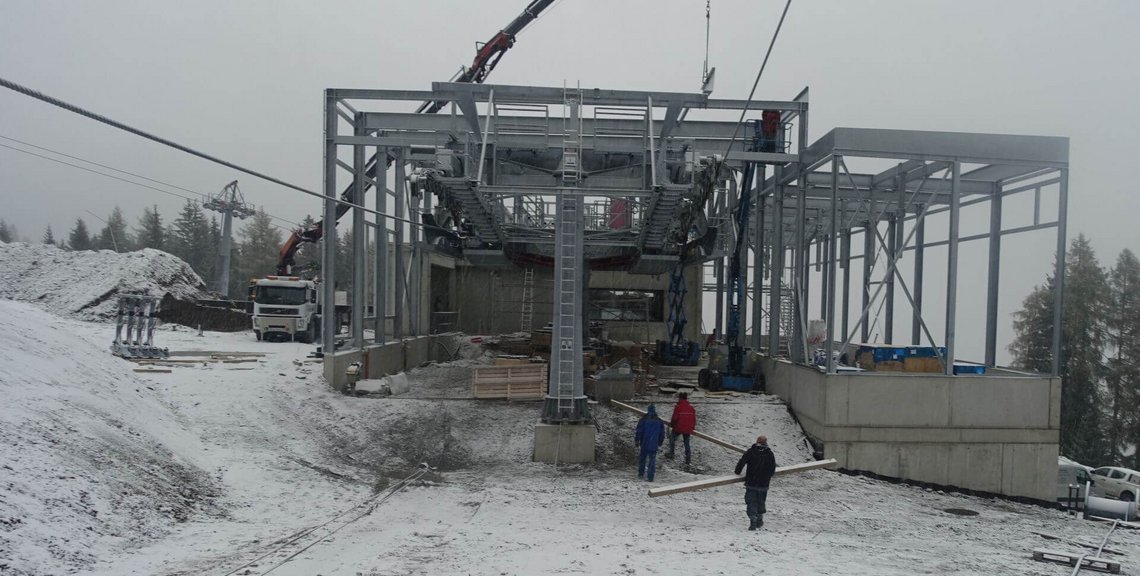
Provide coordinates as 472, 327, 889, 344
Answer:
1, 0, 1138, 362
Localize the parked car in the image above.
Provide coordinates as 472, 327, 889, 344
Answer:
1089, 466, 1140, 501
1057, 459, 1101, 509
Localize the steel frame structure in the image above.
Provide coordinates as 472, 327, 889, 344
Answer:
753, 128, 1069, 375
319, 80, 1069, 390
318, 81, 808, 413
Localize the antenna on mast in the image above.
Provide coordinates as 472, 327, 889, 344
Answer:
701, 1, 716, 96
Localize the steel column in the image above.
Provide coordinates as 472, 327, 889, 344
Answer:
768, 166, 784, 356
793, 179, 807, 362
351, 115, 366, 347
752, 164, 766, 349
714, 258, 724, 339
985, 186, 1002, 366
321, 91, 338, 355
861, 221, 873, 343
374, 147, 387, 344
911, 204, 925, 345
884, 214, 897, 344
393, 149, 405, 340
825, 156, 839, 373
944, 160, 961, 375
841, 222, 851, 349
1052, 168, 1069, 377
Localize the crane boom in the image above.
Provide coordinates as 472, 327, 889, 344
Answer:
276, 0, 557, 275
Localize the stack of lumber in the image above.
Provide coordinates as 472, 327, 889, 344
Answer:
472, 363, 547, 400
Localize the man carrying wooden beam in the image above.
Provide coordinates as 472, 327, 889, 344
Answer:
735, 435, 777, 530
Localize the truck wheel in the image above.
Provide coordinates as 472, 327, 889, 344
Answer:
255, 330, 262, 341
1121, 491, 1134, 502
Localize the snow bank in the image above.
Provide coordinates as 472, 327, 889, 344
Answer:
0, 301, 218, 575
0, 241, 209, 321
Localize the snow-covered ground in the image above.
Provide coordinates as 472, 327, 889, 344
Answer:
5, 297, 1140, 575
0, 241, 209, 320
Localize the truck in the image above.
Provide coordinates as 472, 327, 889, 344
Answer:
250, 276, 345, 343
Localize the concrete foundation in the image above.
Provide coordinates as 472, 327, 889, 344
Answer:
760, 358, 1060, 501
533, 422, 596, 464
585, 377, 636, 402
323, 335, 447, 392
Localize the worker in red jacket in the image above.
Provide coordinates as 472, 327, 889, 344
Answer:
666, 392, 697, 465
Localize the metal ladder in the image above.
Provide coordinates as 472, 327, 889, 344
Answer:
543, 87, 587, 422
520, 267, 535, 332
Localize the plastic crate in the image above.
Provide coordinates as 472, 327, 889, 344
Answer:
952, 362, 986, 375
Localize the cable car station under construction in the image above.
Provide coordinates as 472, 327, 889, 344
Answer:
317, 79, 1068, 502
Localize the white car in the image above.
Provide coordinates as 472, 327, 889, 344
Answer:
1089, 466, 1140, 501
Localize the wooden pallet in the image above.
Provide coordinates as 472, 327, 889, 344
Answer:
472, 364, 547, 400
1032, 549, 1120, 573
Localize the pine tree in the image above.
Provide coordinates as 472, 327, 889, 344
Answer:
1107, 249, 1140, 466
236, 208, 282, 289
42, 226, 56, 246
0, 220, 11, 243
68, 218, 93, 250
95, 206, 131, 252
168, 200, 211, 277
292, 215, 320, 279
135, 205, 164, 251
1010, 234, 1110, 464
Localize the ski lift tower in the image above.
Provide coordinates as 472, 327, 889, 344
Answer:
203, 180, 254, 297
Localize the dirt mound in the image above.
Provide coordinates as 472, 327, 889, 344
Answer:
0, 241, 210, 321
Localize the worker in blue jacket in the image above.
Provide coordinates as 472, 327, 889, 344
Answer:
635, 404, 666, 481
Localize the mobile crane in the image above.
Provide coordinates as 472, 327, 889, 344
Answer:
274, 0, 556, 276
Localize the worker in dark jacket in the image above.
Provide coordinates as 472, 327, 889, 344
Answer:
634, 404, 666, 481
734, 435, 777, 530
666, 392, 697, 465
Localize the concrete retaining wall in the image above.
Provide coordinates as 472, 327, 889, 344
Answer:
323, 336, 446, 392
761, 358, 1060, 501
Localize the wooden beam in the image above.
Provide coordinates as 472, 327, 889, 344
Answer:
609, 399, 748, 453
647, 459, 839, 498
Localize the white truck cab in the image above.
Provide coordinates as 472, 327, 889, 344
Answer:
251, 276, 319, 342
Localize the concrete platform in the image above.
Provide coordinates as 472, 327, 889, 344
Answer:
533, 422, 596, 464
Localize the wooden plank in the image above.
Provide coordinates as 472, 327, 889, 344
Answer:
610, 400, 749, 454
647, 459, 839, 498
133, 368, 172, 374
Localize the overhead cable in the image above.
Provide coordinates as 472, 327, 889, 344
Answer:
0, 76, 428, 230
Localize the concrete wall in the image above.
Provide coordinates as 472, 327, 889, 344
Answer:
762, 358, 1060, 501
453, 263, 701, 342
323, 335, 445, 392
